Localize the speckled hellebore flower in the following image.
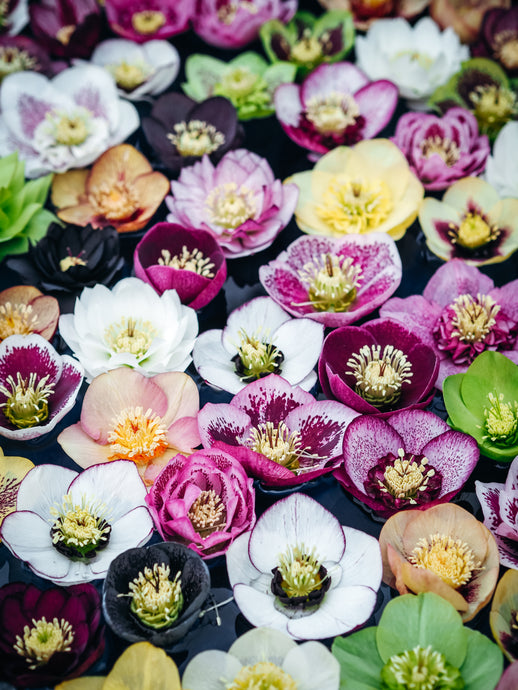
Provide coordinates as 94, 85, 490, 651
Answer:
490, 569, 518, 662
104, 0, 191, 43
380, 260, 518, 388
472, 6, 518, 75
259, 233, 402, 329
0, 581, 104, 688
0, 460, 154, 584
484, 120, 518, 198
166, 149, 298, 258
0, 446, 33, 535
430, 0, 511, 45
335, 409, 479, 519
29, 0, 102, 59
379, 502, 500, 622
286, 140, 424, 241
226, 493, 382, 640
0, 285, 59, 344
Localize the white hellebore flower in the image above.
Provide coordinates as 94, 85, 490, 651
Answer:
59, 277, 198, 382
193, 296, 324, 395
226, 493, 382, 640
0, 64, 139, 178
484, 121, 518, 199
182, 626, 340, 690
0, 460, 154, 585
355, 17, 469, 110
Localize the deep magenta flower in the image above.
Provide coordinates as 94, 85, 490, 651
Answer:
275, 62, 398, 156
392, 107, 490, 191
29, 0, 102, 59
146, 447, 255, 558
335, 409, 479, 519
104, 0, 191, 43
318, 318, 439, 417
472, 7, 518, 76
0, 36, 51, 81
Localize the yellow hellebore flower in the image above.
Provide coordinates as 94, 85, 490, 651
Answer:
0, 447, 33, 538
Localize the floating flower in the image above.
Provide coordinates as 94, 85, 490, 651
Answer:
380, 260, 518, 388
318, 318, 439, 417
285, 140, 424, 240
134, 222, 226, 310
0, 35, 51, 82
259, 233, 402, 328
183, 52, 296, 121
166, 149, 298, 258
182, 626, 340, 690
484, 120, 518, 198
0, 446, 33, 535
0, 334, 82, 441
490, 568, 518, 661
430, 0, 511, 45
0, 581, 104, 688
226, 493, 382, 639
355, 17, 469, 110
379, 502, 500, 621
51, 144, 170, 234
335, 409, 479, 518
193, 296, 324, 395
317, 0, 431, 30
58, 277, 198, 381
392, 107, 490, 191
58, 367, 200, 486
332, 591, 503, 690
104, 0, 191, 43
102, 542, 210, 646
0, 0, 28, 36
0, 285, 59, 343
29, 0, 102, 59
472, 6, 518, 75
274, 62, 398, 156
0, 460, 154, 584
0, 65, 139, 178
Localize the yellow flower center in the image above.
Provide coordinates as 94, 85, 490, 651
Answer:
316, 177, 393, 235
109, 60, 150, 91
0, 301, 38, 340
125, 563, 183, 630
188, 489, 227, 538
392, 49, 433, 70
449, 211, 499, 250
306, 92, 360, 135
53, 113, 89, 146
277, 543, 324, 598
131, 10, 166, 35
50, 493, 111, 558
233, 329, 284, 381
420, 135, 460, 167
108, 406, 169, 464
291, 30, 323, 65
381, 449, 435, 502
104, 316, 157, 356
0, 372, 54, 429
295, 253, 361, 313
450, 293, 500, 343
0, 46, 37, 76
59, 252, 87, 272
470, 84, 517, 130
158, 247, 215, 277
217, 1, 258, 25
13, 617, 74, 669
219, 67, 260, 99
56, 25, 75, 45
167, 120, 225, 157
346, 344, 413, 408
409, 533, 481, 589
88, 179, 139, 221
383, 646, 461, 689
247, 421, 307, 472
483, 392, 518, 446
206, 182, 256, 230
494, 32, 518, 71
227, 662, 298, 690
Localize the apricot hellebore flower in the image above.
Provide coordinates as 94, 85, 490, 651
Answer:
0, 446, 33, 535
0, 285, 59, 343
317, 0, 431, 30
430, 0, 511, 45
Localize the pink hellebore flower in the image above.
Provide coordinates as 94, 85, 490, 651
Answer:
166, 149, 298, 259
104, 0, 191, 43
146, 447, 255, 558
275, 62, 399, 156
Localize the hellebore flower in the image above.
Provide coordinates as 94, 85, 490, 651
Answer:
318, 318, 439, 417
0, 0, 28, 36
0, 447, 33, 535
484, 120, 518, 198
182, 626, 340, 690
134, 222, 226, 310
193, 296, 324, 395
58, 277, 198, 381
355, 17, 469, 110
226, 492, 382, 640
317, 0, 431, 30
0, 581, 104, 688
379, 502, 500, 621
51, 144, 170, 234
472, 6, 518, 75
490, 569, 518, 661
0, 285, 59, 343
381, 260, 518, 388
0, 35, 51, 82
166, 149, 298, 258
274, 62, 398, 156
0, 460, 154, 584
332, 591, 504, 690
192, 0, 297, 50
392, 107, 490, 191
58, 367, 200, 486
497, 662, 518, 690
259, 233, 402, 328
102, 542, 210, 646
335, 409, 479, 519
29, 0, 102, 59
183, 52, 296, 121
0, 66, 139, 179
286, 140, 424, 241
198, 374, 358, 487
430, 0, 511, 45
146, 448, 255, 557
142, 94, 242, 174
104, 0, 191, 43
0, 334, 82, 441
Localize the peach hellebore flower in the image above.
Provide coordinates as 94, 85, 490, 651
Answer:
0, 285, 59, 343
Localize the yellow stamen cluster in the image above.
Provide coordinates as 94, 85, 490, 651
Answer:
125, 563, 183, 630
470, 84, 517, 130
108, 406, 169, 464
50, 111, 89, 147
382, 645, 461, 689
158, 247, 215, 277
296, 253, 361, 313
188, 489, 227, 538
449, 293, 500, 343
0, 46, 38, 75
59, 251, 87, 272
277, 543, 324, 598
0, 372, 54, 429
50, 494, 110, 554
217, 1, 258, 25
218, 67, 261, 99
56, 25, 75, 45
131, 10, 166, 35
206, 182, 256, 230
380, 449, 435, 502
227, 662, 298, 690
305, 92, 360, 135
0, 301, 38, 340
109, 60, 150, 91
247, 421, 306, 472
346, 344, 413, 408
494, 31, 518, 71
483, 392, 518, 445
13, 617, 74, 669
449, 211, 500, 250
409, 533, 481, 589
88, 178, 139, 221
420, 135, 460, 167
104, 316, 157, 357
167, 120, 225, 157
291, 29, 324, 65
235, 329, 283, 381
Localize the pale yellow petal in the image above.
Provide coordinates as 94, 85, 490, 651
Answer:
102, 642, 181, 690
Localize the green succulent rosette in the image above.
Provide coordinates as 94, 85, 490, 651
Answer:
443, 351, 518, 462
332, 592, 503, 690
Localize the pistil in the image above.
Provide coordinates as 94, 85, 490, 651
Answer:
108, 406, 169, 465
450, 294, 500, 343
206, 182, 256, 230
131, 10, 166, 35
381, 645, 463, 690
109, 60, 150, 91
0, 301, 38, 340
306, 92, 360, 135
291, 30, 323, 65
232, 329, 284, 382
88, 179, 139, 221
0, 372, 54, 429
158, 247, 215, 277
13, 617, 74, 669
408, 533, 481, 589
188, 489, 227, 538
346, 344, 413, 409
104, 316, 157, 357
124, 563, 183, 630
483, 392, 518, 446
448, 211, 500, 250
295, 253, 361, 312
247, 421, 307, 472
469, 84, 517, 134
167, 120, 225, 157
50, 494, 111, 560
420, 135, 460, 167
60, 248, 87, 272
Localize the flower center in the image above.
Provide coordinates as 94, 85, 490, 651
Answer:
494, 32, 518, 71
217, 1, 258, 25
295, 253, 361, 313
167, 120, 225, 157
408, 533, 481, 589
392, 49, 434, 70
0, 373, 54, 429
0, 301, 38, 340
450, 293, 500, 343
56, 25, 75, 45
0, 46, 38, 78
109, 60, 151, 92
291, 30, 323, 65
381, 645, 463, 690
482, 392, 518, 446
218, 67, 261, 99
50, 493, 111, 560
108, 406, 169, 465
206, 182, 257, 230
306, 92, 360, 135
420, 135, 460, 167
60, 249, 87, 272
469, 84, 517, 133
450, 211, 499, 250
247, 421, 305, 472
52, 112, 89, 146
346, 344, 413, 409
13, 617, 74, 670
380, 449, 436, 499
188, 489, 227, 538
131, 10, 166, 35
227, 662, 297, 690
232, 329, 284, 382
316, 177, 393, 235
88, 179, 139, 220
104, 316, 157, 357
158, 247, 215, 277
277, 543, 325, 598
124, 563, 183, 630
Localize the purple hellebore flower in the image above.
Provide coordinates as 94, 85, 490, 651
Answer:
335, 409, 479, 519
391, 107, 490, 191
318, 318, 439, 417
275, 62, 399, 156
198, 374, 359, 487
472, 7, 518, 76
259, 232, 402, 328
29, 0, 102, 59
380, 259, 518, 389
104, 0, 191, 43
0, 35, 52, 80
134, 222, 227, 310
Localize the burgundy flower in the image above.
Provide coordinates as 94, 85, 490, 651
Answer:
104, 0, 191, 43
29, 0, 102, 59
472, 7, 518, 75
0, 36, 51, 80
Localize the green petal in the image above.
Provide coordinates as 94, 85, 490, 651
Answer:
260, 19, 296, 64
460, 629, 503, 690
332, 627, 383, 689
183, 54, 226, 101
229, 51, 269, 75
314, 10, 355, 58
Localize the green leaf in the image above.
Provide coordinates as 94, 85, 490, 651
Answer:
2, 201, 43, 240
21, 173, 53, 207
23, 207, 56, 242
0, 235, 28, 262
460, 629, 503, 690
332, 628, 382, 690
0, 151, 20, 189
